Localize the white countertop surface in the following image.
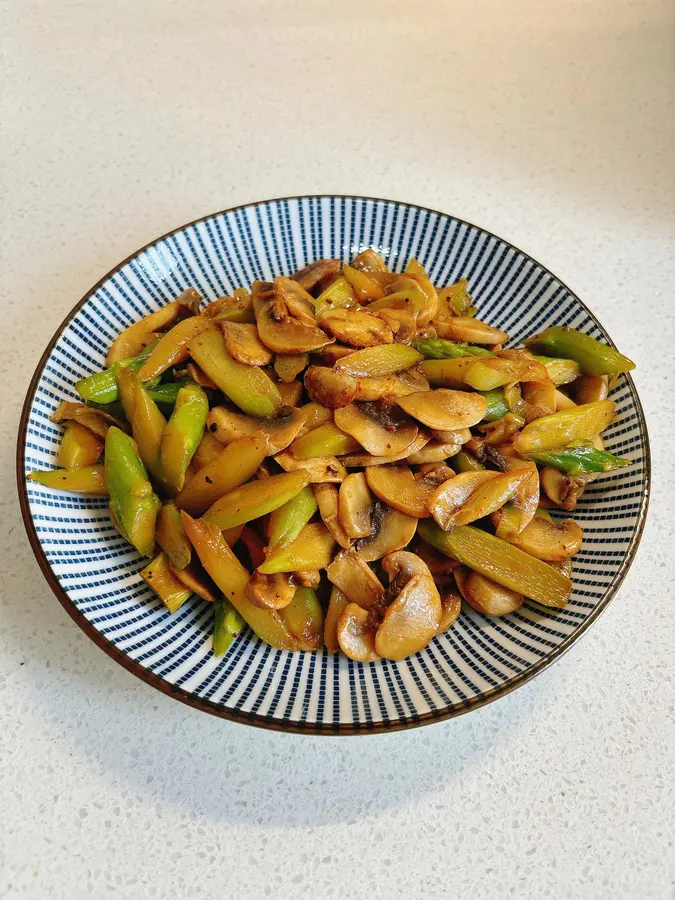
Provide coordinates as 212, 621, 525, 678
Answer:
2, 1, 674, 897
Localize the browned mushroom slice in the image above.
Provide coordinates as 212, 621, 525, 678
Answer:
540, 466, 592, 512
326, 549, 384, 608
338, 472, 372, 539
454, 567, 523, 616
257, 296, 334, 354
312, 483, 353, 549
435, 316, 508, 344
574, 374, 609, 404
314, 344, 356, 365
430, 427, 471, 445
106, 289, 200, 365
355, 501, 418, 562
318, 308, 394, 348
252, 407, 307, 454
493, 510, 583, 561
247, 571, 297, 610
337, 603, 380, 662
334, 401, 418, 457
291, 258, 341, 292
407, 436, 463, 464
429, 469, 532, 530
339, 428, 431, 467
394, 366, 430, 394
274, 451, 347, 483
274, 352, 309, 383
293, 569, 321, 588
397, 389, 487, 431
350, 248, 388, 273
374, 308, 417, 344
437, 590, 462, 632
206, 405, 305, 455
304, 365, 359, 408
324, 587, 350, 653
365, 465, 433, 519
375, 552, 441, 660
221, 322, 273, 366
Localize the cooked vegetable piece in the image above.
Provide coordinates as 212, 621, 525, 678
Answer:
513, 400, 616, 454
213, 598, 245, 656
342, 264, 385, 302
338, 472, 372, 539
435, 317, 508, 344
138, 316, 212, 380
204, 471, 309, 531
335, 344, 422, 378
418, 521, 572, 608
107, 290, 200, 365
291, 258, 340, 292
156, 501, 192, 569
430, 469, 531, 530
267, 485, 318, 553
258, 522, 336, 575
280, 586, 324, 651
463, 353, 550, 391
334, 401, 418, 457
407, 436, 462, 464
436, 278, 474, 317
356, 501, 418, 562
160, 382, 209, 493
291, 423, 360, 459
295, 401, 334, 437
51, 401, 126, 439
437, 590, 462, 632
207, 406, 305, 454
312, 483, 353, 548
494, 511, 583, 561
75, 343, 158, 405
326, 550, 384, 607
116, 368, 167, 483
451, 450, 486, 473
525, 326, 635, 376
454, 567, 523, 616
421, 357, 479, 388
337, 603, 380, 662
339, 428, 430, 467
274, 452, 347, 483
313, 276, 359, 316
574, 374, 609, 404
256, 295, 334, 354
375, 552, 441, 660
141, 552, 192, 613
365, 465, 434, 519
221, 322, 273, 366
324, 587, 350, 653
57, 422, 103, 470
176, 433, 268, 516
318, 308, 393, 347
413, 338, 492, 359
187, 328, 281, 418
181, 513, 296, 649
192, 430, 224, 470
209, 292, 256, 324
480, 389, 510, 422
525, 442, 631, 475
274, 353, 309, 383
540, 466, 592, 511
105, 427, 160, 556
531, 355, 581, 386
170, 557, 218, 602
28, 465, 108, 495
304, 365, 359, 408
396, 389, 486, 431
247, 571, 297, 610
145, 381, 189, 409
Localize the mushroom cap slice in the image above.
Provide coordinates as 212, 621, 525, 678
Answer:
407, 436, 463, 465
313, 483, 353, 549
339, 429, 431, 468
429, 470, 532, 530
381, 549, 435, 583
324, 587, 350, 653
257, 299, 335, 354
338, 472, 373, 539
247, 571, 297, 610
355, 501, 418, 562
454, 567, 523, 616
291, 258, 340, 292
497, 512, 583, 561
396, 389, 487, 431
334, 401, 418, 457
337, 603, 380, 662
326, 550, 384, 609
365, 465, 434, 519
375, 309, 417, 344
304, 365, 359, 408
375, 574, 441, 660
280, 585, 325, 651
274, 451, 347, 483
318, 308, 394, 348
221, 322, 273, 366
437, 590, 462, 632
435, 316, 508, 344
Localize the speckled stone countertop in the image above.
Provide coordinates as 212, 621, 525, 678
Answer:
2, 1, 674, 897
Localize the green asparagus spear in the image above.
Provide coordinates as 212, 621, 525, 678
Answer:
524, 442, 632, 475
213, 598, 245, 656
451, 450, 486, 473
105, 426, 160, 556
117, 368, 167, 484
75, 342, 159, 405
266, 485, 318, 553
160, 382, 209, 493
413, 338, 492, 359
525, 327, 635, 376
531, 355, 581, 386
28, 465, 108, 495
480, 388, 509, 422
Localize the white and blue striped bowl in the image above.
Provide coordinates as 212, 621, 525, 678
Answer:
17, 196, 650, 734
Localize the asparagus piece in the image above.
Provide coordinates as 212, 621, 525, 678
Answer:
525, 442, 631, 475
413, 338, 492, 360
213, 598, 245, 656
28, 465, 108, 495
105, 426, 160, 556
266, 485, 319, 553
160, 382, 209, 493
525, 326, 635, 376
75, 343, 158, 405
480, 388, 509, 422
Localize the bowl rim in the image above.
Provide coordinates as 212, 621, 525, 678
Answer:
16, 194, 651, 735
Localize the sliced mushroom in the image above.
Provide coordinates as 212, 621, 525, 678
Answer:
324, 586, 350, 653
275, 379, 303, 408
375, 552, 441, 660
454, 567, 523, 616
375, 308, 417, 343
314, 344, 356, 365
313, 483, 353, 549
51, 401, 127, 438
437, 590, 462, 633
494, 511, 583, 561
431, 427, 471, 445
186, 362, 219, 389
279, 585, 325, 651
334, 401, 418, 457
554, 389, 576, 411
291, 258, 341, 292
365, 465, 435, 519
274, 352, 309, 383
407, 437, 463, 464
397, 389, 487, 431
257, 295, 334, 354
221, 322, 273, 366
575, 374, 609, 404
295, 401, 334, 437
339, 429, 431, 467
293, 569, 321, 588
337, 603, 380, 662
521, 380, 556, 418
247, 571, 297, 610
338, 472, 373, 539
318, 308, 394, 347
343, 264, 386, 302
304, 365, 359, 408
355, 501, 418, 562
274, 451, 347, 483
206, 405, 305, 455
326, 549, 384, 608
540, 466, 592, 512
350, 248, 388, 273
435, 316, 508, 344
429, 469, 532, 530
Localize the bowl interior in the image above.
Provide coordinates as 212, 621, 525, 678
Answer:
19, 196, 649, 733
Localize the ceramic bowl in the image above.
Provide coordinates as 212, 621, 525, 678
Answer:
17, 196, 650, 734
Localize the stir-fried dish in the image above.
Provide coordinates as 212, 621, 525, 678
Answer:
28, 250, 636, 661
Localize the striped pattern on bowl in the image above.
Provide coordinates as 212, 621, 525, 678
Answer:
18, 196, 650, 734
